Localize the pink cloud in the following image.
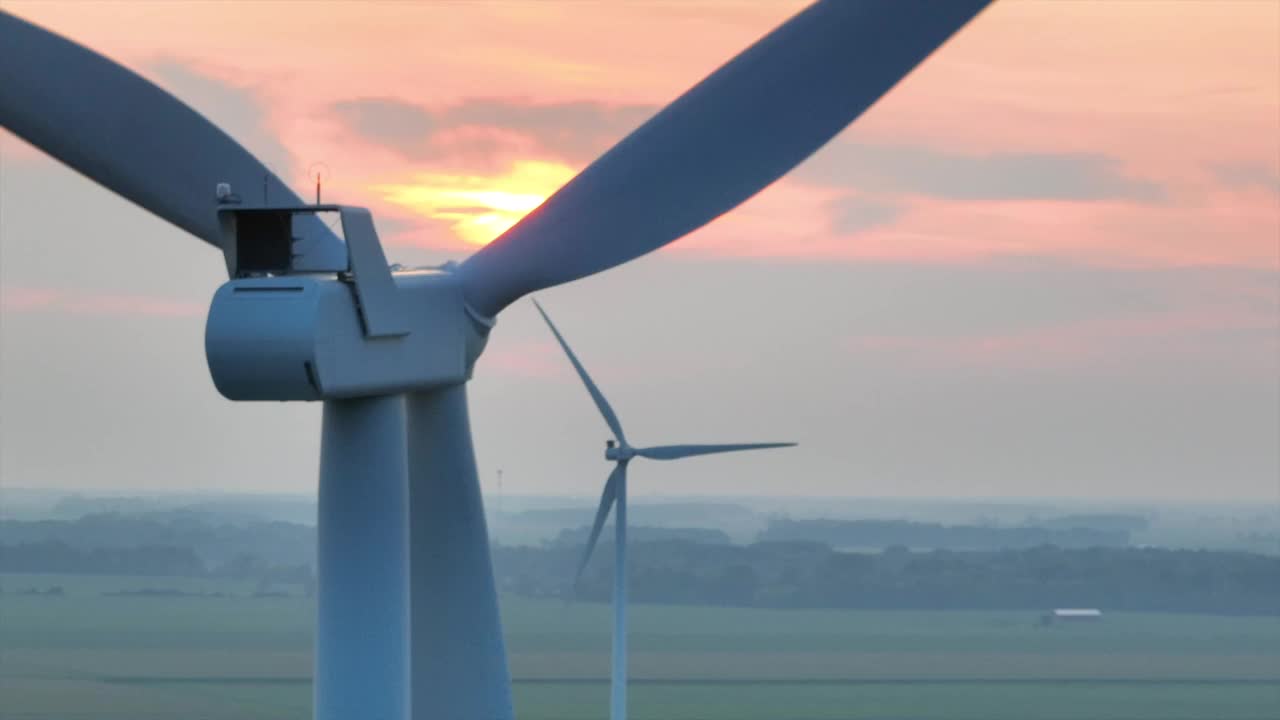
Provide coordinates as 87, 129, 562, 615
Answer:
476, 340, 565, 379
0, 287, 61, 311
480, 337, 662, 384
666, 176, 1279, 270
1, 287, 205, 318
846, 308, 1278, 377
5, 1, 1277, 272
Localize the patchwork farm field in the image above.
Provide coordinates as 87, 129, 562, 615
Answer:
2, 574, 1277, 719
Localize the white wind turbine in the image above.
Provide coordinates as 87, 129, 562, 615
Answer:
534, 299, 794, 720
0, 2, 991, 718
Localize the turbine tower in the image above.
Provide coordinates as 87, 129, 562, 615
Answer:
534, 299, 794, 720
0, 2, 991, 718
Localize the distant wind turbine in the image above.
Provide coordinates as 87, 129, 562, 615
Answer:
533, 299, 795, 720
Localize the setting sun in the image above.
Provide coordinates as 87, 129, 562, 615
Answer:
377, 160, 576, 246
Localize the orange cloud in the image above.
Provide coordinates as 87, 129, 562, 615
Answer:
376, 160, 575, 246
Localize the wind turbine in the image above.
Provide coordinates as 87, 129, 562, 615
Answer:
534, 299, 794, 720
0, 2, 991, 718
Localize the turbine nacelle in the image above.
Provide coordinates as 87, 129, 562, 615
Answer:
604, 440, 635, 462
204, 204, 489, 401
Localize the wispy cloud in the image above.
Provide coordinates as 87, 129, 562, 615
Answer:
846, 309, 1278, 377
1, 287, 204, 318
331, 96, 656, 166
329, 97, 436, 159
801, 142, 1165, 203
1213, 163, 1280, 196
476, 339, 565, 379
829, 195, 903, 235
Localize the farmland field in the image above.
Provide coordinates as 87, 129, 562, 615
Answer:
2, 573, 1277, 719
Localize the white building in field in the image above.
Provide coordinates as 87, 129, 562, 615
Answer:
1040, 608, 1103, 625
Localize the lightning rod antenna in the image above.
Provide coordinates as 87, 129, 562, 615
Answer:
308, 162, 331, 206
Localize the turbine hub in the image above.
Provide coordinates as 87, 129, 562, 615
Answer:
604, 442, 635, 461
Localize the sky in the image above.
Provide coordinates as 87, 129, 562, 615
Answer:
1, 1, 1277, 502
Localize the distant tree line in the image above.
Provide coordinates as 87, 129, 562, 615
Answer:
1033, 513, 1149, 532
0, 513, 314, 567
550, 525, 731, 548
0, 541, 204, 576
0, 540, 313, 594
4, 513, 1277, 615
756, 518, 1130, 550
492, 539, 1280, 616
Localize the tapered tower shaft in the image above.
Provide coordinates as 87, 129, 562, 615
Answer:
407, 384, 514, 719
315, 396, 410, 720
612, 464, 629, 720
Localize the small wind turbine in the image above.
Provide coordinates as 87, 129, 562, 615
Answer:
533, 299, 794, 720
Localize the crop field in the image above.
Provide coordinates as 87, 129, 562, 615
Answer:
2, 573, 1277, 719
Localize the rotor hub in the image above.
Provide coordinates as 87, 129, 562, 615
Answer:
604, 441, 635, 461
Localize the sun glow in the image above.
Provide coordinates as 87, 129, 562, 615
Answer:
377, 161, 576, 246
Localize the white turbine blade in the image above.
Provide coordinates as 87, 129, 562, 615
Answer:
532, 299, 627, 444
573, 463, 624, 588
459, 0, 991, 317
0, 11, 343, 262
635, 442, 796, 461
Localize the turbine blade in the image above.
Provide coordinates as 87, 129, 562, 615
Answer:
0, 11, 342, 263
458, 0, 990, 316
532, 299, 627, 444
635, 442, 796, 461
574, 463, 624, 589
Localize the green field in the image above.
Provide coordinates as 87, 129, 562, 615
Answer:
2, 573, 1277, 719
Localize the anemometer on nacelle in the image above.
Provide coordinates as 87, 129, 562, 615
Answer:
205, 199, 481, 403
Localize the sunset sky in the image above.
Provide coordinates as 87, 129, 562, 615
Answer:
1, 1, 1277, 501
